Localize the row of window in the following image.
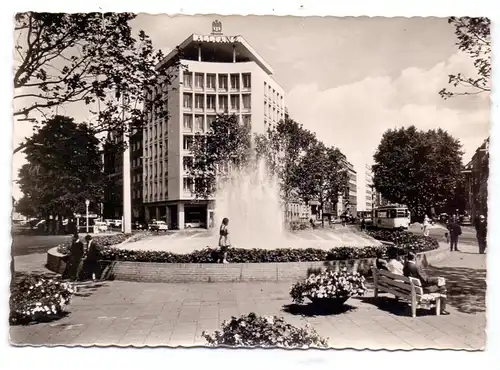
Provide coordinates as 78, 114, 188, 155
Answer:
144, 160, 167, 179
144, 120, 167, 142
183, 93, 251, 111
264, 81, 284, 105
144, 183, 168, 199
131, 158, 142, 168
132, 189, 142, 200
183, 72, 251, 91
144, 143, 166, 159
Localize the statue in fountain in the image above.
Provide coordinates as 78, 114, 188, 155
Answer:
218, 217, 230, 263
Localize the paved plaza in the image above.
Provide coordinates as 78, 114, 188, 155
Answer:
10, 242, 486, 350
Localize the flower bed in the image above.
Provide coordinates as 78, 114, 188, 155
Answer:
365, 229, 439, 251
54, 230, 438, 264
289, 221, 311, 231
202, 313, 328, 348
10, 274, 76, 325
290, 267, 367, 304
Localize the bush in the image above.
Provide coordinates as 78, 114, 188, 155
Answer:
289, 221, 310, 231
10, 274, 76, 325
290, 267, 367, 304
202, 313, 328, 348
365, 229, 439, 252
55, 230, 439, 264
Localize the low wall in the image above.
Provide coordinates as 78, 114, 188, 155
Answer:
46, 244, 449, 283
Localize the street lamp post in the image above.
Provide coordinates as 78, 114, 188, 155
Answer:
85, 199, 90, 234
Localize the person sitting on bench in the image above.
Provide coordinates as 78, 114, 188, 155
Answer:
403, 252, 449, 315
386, 247, 404, 275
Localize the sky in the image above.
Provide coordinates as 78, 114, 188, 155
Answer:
11, 15, 490, 205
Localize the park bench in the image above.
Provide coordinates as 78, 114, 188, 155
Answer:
371, 267, 446, 318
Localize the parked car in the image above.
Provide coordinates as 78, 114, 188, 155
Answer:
94, 221, 108, 232
133, 221, 147, 230
185, 221, 202, 228
112, 219, 122, 228
148, 220, 168, 232
439, 213, 449, 223
460, 215, 472, 226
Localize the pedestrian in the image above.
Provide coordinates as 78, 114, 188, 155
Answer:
63, 233, 84, 281
447, 215, 462, 252
218, 218, 230, 264
360, 216, 366, 231
83, 234, 100, 280
475, 215, 487, 254
422, 215, 431, 237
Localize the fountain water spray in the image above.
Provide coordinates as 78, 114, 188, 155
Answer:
214, 152, 287, 250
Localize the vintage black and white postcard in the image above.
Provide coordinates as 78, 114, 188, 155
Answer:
6, 3, 496, 364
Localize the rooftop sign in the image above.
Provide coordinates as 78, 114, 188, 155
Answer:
211, 20, 223, 35
194, 34, 238, 43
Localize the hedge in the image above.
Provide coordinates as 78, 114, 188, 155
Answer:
55, 229, 438, 263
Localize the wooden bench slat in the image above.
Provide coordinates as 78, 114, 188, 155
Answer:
378, 269, 411, 283
371, 267, 442, 317
379, 276, 424, 295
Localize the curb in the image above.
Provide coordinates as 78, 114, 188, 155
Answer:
46, 244, 445, 283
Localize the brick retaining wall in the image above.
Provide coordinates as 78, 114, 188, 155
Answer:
46, 243, 450, 283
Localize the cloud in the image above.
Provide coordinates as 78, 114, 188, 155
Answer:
286, 51, 490, 211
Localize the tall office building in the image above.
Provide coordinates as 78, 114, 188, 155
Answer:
364, 164, 374, 211
334, 155, 357, 217
143, 21, 286, 229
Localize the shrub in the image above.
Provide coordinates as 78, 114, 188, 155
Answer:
202, 313, 328, 348
290, 267, 367, 304
55, 230, 438, 264
365, 229, 438, 252
10, 274, 76, 325
289, 221, 310, 231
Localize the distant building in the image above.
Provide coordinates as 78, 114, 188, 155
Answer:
338, 156, 357, 216
363, 164, 374, 211
462, 137, 489, 218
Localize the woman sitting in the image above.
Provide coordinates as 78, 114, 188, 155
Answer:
386, 247, 404, 275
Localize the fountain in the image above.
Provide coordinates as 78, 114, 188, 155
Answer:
214, 157, 287, 249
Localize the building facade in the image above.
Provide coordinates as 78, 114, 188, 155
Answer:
142, 21, 286, 229
462, 137, 489, 218
364, 164, 374, 211
102, 130, 144, 221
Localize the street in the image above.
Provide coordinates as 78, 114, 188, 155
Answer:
407, 223, 479, 246
11, 234, 71, 257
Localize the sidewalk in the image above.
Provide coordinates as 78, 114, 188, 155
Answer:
10, 256, 486, 350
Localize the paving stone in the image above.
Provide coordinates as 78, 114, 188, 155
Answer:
11, 247, 487, 350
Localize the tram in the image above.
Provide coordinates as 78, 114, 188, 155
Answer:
372, 205, 411, 230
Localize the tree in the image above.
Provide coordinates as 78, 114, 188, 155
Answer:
188, 114, 252, 199
255, 118, 317, 207
13, 12, 180, 153
296, 142, 349, 227
372, 126, 464, 219
15, 195, 37, 219
439, 17, 491, 99
17, 115, 105, 233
